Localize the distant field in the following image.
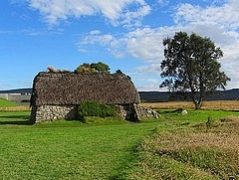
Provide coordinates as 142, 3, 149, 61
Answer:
140, 100, 239, 111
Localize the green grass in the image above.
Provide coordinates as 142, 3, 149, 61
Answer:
158, 108, 238, 122
0, 108, 238, 179
0, 98, 19, 107
0, 111, 160, 179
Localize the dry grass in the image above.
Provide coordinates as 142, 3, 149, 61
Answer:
140, 100, 239, 111
151, 122, 239, 157
140, 101, 195, 109
135, 117, 239, 179
201, 100, 239, 111
0, 106, 31, 112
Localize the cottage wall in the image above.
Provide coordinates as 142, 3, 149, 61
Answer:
30, 104, 150, 123
137, 106, 160, 119
116, 104, 160, 120
30, 105, 78, 123
115, 104, 139, 121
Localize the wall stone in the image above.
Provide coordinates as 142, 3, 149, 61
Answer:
115, 104, 139, 121
30, 105, 77, 123
115, 104, 160, 120
137, 106, 160, 119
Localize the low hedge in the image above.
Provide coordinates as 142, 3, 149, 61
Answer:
77, 101, 117, 121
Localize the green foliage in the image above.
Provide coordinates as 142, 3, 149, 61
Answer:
160, 31, 230, 109
90, 62, 110, 73
115, 69, 123, 74
206, 116, 215, 128
74, 62, 110, 74
77, 101, 117, 121
74, 63, 95, 73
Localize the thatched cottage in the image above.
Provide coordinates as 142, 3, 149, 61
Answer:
30, 72, 141, 123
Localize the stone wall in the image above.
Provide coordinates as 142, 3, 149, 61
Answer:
115, 104, 139, 121
30, 104, 136, 123
30, 105, 77, 123
115, 104, 160, 120
30, 104, 160, 123
137, 106, 160, 119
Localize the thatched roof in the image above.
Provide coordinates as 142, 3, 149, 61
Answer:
31, 72, 140, 106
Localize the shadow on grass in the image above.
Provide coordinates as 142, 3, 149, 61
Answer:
0, 115, 32, 125
108, 144, 140, 180
108, 129, 158, 180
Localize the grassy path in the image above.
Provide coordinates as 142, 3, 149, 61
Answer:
0, 112, 159, 179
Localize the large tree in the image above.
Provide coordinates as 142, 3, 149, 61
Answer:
160, 32, 230, 109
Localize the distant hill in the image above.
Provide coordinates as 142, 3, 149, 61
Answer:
0, 88, 32, 104
139, 91, 170, 102
0, 88, 238, 102
139, 89, 239, 102
0, 88, 32, 94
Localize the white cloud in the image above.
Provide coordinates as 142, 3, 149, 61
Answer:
136, 63, 162, 76
129, 64, 162, 91
79, 27, 177, 61
157, 0, 169, 7
174, 1, 239, 30
21, 28, 63, 36
79, 0, 239, 90
120, 5, 151, 27
26, 0, 150, 26
79, 31, 116, 47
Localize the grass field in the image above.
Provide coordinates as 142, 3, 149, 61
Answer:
141, 100, 239, 111
0, 111, 162, 179
0, 98, 19, 107
0, 99, 238, 179
0, 98, 30, 111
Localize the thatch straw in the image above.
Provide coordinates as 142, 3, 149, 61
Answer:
30, 72, 140, 106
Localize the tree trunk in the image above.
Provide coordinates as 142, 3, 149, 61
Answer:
192, 93, 202, 110
193, 99, 202, 110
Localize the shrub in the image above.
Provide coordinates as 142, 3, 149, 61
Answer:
206, 116, 215, 129
77, 101, 117, 121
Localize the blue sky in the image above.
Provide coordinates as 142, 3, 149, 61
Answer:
1, 0, 239, 91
